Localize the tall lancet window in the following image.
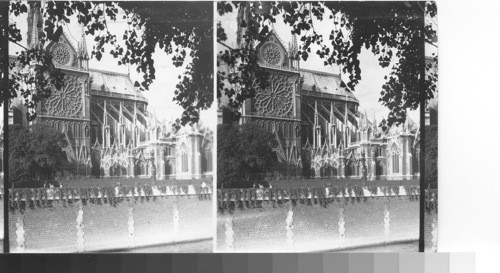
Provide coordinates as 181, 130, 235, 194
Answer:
201, 142, 212, 173
391, 144, 400, 173
180, 143, 188, 172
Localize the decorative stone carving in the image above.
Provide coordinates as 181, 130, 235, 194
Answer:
253, 74, 294, 118
50, 42, 73, 67
42, 75, 83, 118
261, 42, 283, 65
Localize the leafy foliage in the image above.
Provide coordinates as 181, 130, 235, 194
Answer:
217, 1, 438, 126
9, 123, 69, 186
217, 122, 277, 188
8, 124, 32, 185
6, 1, 213, 126
7, 47, 65, 121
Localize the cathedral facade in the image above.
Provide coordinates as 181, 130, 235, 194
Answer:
219, 31, 420, 180
9, 7, 213, 180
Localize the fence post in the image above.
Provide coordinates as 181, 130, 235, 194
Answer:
384, 198, 391, 240
224, 212, 234, 251
128, 202, 135, 248
76, 201, 85, 253
285, 202, 294, 251
15, 212, 26, 253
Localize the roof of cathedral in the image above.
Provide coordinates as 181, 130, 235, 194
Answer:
89, 69, 147, 101
300, 68, 358, 102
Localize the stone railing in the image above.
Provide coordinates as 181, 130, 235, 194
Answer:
217, 186, 420, 252
9, 185, 211, 205
9, 184, 212, 253
218, 185, 419, 205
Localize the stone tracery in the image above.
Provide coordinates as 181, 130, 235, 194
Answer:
253, 74, 294, 118
50, 43, 72, 66
42, 75, 83, 118
261, 42, 282, 65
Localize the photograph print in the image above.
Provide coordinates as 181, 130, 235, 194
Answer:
423, 11, 438, 252
4, 1, 214, 253
216, 1, 437, 252
1, 4, 9, 252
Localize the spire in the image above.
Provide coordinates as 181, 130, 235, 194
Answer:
77, 31, 89, 70
288, 35, 298, 57
289, 34, 298, 68
236, 2, 251, 46
329, 102, 334, 146
77, 32, 89, 61
292, 34, 298, 53
343, 101, 348, 146
363, 109, 368, 127
313, 100, 319, 149
27, 2, 43, 48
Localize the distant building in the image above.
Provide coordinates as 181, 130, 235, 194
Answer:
8, 6, 213, 180
219, 29, 419, 180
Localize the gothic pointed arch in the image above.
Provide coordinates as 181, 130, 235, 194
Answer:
390, 142, 400, 174
201, 140, 213, 173
179, 142, 189, 173
46, 33, 78, 68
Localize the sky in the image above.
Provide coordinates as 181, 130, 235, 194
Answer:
5, 4, 436, 127
219, 7, 424, 123
8, 6, 216, 129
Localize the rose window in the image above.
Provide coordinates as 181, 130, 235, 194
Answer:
261, 42, 282, 65
50, 43, 72, 66
254, 74, 294, 118
42, 76, 83, 118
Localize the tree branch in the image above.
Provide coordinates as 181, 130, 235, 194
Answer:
218, 40, 234, 50
9, 40, 28, 50
425, 39, 437, 48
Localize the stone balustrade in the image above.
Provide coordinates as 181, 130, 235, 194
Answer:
9, 184, 212, 253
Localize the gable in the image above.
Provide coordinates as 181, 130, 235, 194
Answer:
256, 31, 290, 68
46, 33, 79, 68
